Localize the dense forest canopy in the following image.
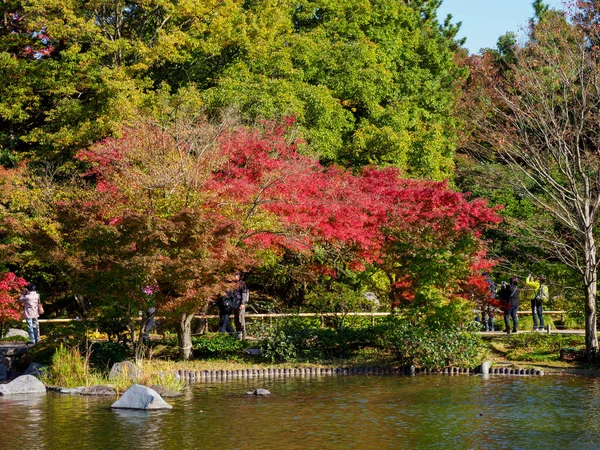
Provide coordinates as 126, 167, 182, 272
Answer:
0, 0, 465, 179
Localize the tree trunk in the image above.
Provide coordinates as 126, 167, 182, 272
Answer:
177, 312, 194, 360
134, 315, 150, 364
584, 229, 598, 361
193, 303, 211, 335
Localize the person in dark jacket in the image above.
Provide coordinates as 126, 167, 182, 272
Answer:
217, 271, 249, 339
483, 272, 497, 331
501, 277, 520, 334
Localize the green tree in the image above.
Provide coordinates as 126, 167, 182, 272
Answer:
465, 4, 600, 359
201, 0, 465, 178
0, 0, 212, 165
1, 0, 465, 180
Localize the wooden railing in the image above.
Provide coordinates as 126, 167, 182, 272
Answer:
32, 310, 567, 323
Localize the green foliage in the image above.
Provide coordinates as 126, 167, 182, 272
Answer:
261, 329, 299, 363
88, 341, 131, 369
515, 315, 555, 331
40, 321, 90, 346
40, 344, 103, 388
200, 0, 465, 177
504, 333, 585, 362
1, 0, 464, 179
260, 317, 384, 363
305, 282, 378, 329
0, 334, 28, 342
562, 315, 585, 330
192, 333, 247, 358
381, 304, 487, 369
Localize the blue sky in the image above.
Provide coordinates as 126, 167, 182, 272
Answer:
437, 0, 566, 54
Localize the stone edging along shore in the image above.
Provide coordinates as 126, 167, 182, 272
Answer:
170, 363, 544, 383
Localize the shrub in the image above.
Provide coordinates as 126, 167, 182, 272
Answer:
380, 311, 486, 370
305, 283, 379, 329
259, 317, 383, 362
562, 315, 585, 330
382, 318, 485, 369
192, 333, 247, 358
262, 330, 299, 363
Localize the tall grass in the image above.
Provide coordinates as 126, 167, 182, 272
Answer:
40, 344, 105, 388
40, 345, 184, 392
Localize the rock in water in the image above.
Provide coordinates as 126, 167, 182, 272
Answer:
245, 388, 271, 396
149, 385, 183, 398
81, 385, 117, 396
0, 375, 46, 395
111, 384, 172, 410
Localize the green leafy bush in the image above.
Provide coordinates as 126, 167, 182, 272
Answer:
0, 335, 28, 342
192, 333, 247, 358
259, 317, 382, 362
381, 316, 485, 369
379, 301, 487, 370
262, 330, 299, 363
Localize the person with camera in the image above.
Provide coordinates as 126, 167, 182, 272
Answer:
19, 283, 41, 345
526, 274, 548, 331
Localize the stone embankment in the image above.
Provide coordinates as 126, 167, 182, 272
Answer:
0, 342, 30, 381
170, 362, 544, 384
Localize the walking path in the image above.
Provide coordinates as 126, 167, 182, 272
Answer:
480, 329, 585, 336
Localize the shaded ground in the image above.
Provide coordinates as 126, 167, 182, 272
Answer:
481, 330, 597, 375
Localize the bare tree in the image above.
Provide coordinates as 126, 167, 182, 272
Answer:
470, 9, 600, 359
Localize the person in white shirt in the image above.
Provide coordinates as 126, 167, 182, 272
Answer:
19, 283, 40, 344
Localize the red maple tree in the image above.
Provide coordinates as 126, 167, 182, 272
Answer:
6, 115, 501, 358
0, 272, 27, 337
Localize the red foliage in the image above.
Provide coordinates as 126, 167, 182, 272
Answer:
71, 118, 501, 311
0, 272, 27, 325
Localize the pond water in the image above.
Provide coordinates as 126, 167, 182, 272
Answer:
1, 374, 599, 449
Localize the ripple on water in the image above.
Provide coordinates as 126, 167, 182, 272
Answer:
1, 376, 599, 449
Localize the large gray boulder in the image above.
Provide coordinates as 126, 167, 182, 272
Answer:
3, 328, 29, 340
0, 375, 46, 395
109, 361, 140, 381
111, 384, 172, 410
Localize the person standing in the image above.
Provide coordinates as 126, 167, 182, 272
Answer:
501, 277, 520, 334
526, 274, 548, 331
19, 283, 41, 345
483, 272, 497, 331
217, 271, 249, 339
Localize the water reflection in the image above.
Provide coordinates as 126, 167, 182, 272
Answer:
2, 376, 600, 449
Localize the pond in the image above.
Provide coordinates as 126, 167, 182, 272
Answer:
1, 374, 599, 449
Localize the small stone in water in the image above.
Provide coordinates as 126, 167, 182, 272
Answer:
245, 389, 271, 396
